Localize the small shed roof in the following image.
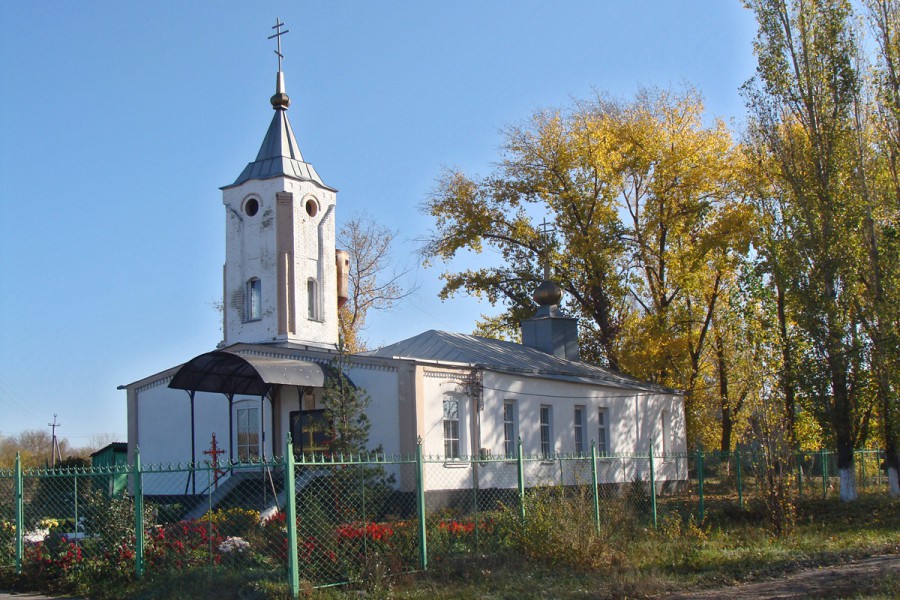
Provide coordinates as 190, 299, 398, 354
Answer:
90, 442, 127, 458
168, 350, 325, 396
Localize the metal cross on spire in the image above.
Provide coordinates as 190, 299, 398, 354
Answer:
268, 18, 289, 72
537, 218, 557, 239
537, 218, 557, 280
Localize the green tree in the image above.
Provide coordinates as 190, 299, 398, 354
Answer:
863, 0, 900, 496
321, 337, 373, 455
743, 0, 879, 500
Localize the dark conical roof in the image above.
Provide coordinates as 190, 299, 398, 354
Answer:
224, 71, 333, 191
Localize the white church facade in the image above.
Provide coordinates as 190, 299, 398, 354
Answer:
121, 48, 687, 497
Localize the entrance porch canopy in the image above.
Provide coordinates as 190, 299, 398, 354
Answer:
166, 349, 325, 495
168, 350, 325, 395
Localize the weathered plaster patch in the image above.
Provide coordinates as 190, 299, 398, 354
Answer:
261, 208, 274, 229
230, 289, 244, 311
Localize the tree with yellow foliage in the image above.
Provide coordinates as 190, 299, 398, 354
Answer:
423, 87, 753, 445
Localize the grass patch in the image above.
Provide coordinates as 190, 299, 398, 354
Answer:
321, 493, 899, 600
3, 494, 896, 599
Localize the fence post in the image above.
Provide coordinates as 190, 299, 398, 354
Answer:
133, 446, 144, 579
284, 435, 299, 599
517, 437, 526, 524
73, 470, 79, 555
590, 441, 600, 535
14, 453, 23, 575
697, 447, 705, 522
415, 437, 427, 571
472, 454, 479, 554
648, 445, 657, 529
859, 450, 866, 492
735, 449, 743, 510
821, 448, 828, 498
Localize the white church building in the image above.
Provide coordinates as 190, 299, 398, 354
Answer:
121, 47, 687, 497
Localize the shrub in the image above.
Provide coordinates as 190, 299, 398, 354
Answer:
495, 485, 623, 570
654, 513, 707, 569
204, 507, 260, 537
145, 519, 223, 572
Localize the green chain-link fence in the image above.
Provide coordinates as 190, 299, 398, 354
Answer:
0, 443, 892, 595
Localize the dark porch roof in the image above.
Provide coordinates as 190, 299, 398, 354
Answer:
168, 350, 325, 396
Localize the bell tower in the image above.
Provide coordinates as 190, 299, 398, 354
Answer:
219, 20, 339, 349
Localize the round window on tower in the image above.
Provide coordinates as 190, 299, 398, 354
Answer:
305, 199, 318, 217
244, 198, 259, 217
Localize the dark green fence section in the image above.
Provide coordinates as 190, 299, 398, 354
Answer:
0, 445, 891, 595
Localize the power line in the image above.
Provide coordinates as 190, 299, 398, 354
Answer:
0, 378, 44, 421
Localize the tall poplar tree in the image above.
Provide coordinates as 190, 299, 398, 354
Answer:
743, 0, 874, 500
864, 0, 900, 495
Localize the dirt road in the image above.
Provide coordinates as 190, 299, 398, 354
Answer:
661, 554, 899, 599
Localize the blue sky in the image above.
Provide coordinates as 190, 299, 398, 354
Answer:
0, 1, 758, 444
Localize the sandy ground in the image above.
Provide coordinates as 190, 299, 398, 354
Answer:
660, 554, 900, 600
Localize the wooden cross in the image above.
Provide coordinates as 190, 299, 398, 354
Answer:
203, 432, 227, 489
268, 18, 290, 71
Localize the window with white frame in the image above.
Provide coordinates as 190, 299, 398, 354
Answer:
443, 397, 460, 458
237, 407, 260, 461
597, 407, 609, 455
307, 278, 318, 320
661, 409, 671, 456
574, 406, 585, 455
503, 401, 517, 458
539, 405, 553, 458
246, 278, 261, 321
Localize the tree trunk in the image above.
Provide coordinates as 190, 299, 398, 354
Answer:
889, 465, 900, 497
826, 340, 859, 504
775, 281, 796, 447
716, 328, 733, 456
839, 466, 858, 502
835, 431, 858, 502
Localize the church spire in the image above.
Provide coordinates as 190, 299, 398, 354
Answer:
220, 19, 340, 349
224, 18, 332, 191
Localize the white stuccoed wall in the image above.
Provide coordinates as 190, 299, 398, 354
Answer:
222, 176, 338, 348
132, 375, 276, 495
418, 368, 688, 491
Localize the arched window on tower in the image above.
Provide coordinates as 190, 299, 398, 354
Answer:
307, 278, 318, 320
246, 278, 261, 321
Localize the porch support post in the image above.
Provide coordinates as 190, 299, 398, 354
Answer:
189, 390, 197, 495
226, 393, 234, 472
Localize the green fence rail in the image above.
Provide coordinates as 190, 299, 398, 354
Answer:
0, 446, 891, 597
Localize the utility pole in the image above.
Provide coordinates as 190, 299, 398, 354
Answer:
48, 414, 62, 468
